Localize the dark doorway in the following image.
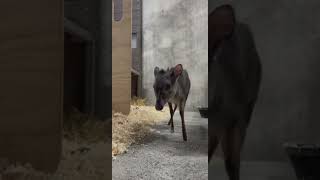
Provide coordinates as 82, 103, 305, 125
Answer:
64, 32, 86, 113
131, 73, 139, 98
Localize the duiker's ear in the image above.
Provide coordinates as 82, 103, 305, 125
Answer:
209, 4, 236, 40
174, 64, 183, 77
154, 67, 160, 77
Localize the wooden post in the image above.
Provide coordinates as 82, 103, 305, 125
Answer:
112, 0, 132, 115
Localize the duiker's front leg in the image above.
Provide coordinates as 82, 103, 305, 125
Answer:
168, 103, 177, 133
209, 135, 219, 162
179, 102, 187, 141
222, 126, 246, 180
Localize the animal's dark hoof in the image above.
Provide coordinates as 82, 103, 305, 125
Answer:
183, 137, 187, 141
171, 128, 174, 133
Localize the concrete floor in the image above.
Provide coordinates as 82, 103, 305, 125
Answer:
112, 112, 208, 180
209, 157, 297, 180
112, 111, 299, 180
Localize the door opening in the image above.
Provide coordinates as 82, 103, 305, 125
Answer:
131, 72, 139, 98
64, 32, 86, 113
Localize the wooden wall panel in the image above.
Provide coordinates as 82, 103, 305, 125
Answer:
0, 0, 63, 172
112, 0, 132, 114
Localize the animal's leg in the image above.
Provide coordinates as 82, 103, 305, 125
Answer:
168, 103, 174, 125
222, 126, 246, 180
208, 134, 219, 162
170, 104, 177, 132
245, 101, 256, 127
179, 102, 187, 141
168, 103, 177, 130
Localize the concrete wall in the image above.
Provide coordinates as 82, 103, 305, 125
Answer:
132, 0, 143, 74
142, 0, 208, 110
0, 0, 63, 172
65, 0, 99, 31
65, 0, 112, 119
131, 0, 143, 97
112, 0, 132, 114
209, 0, 320, 161
98, 0, 112, 118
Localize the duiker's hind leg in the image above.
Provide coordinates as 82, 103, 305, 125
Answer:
168, 103, 173, 125
179, 102, 187, 141
168, 103, 177, 132
209, 135, 219, 162
222, 127, 246, 180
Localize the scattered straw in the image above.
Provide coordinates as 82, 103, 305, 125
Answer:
0, 107, 112, 180
63, 107, 111, 143
131, 96, 147, 106
112, 105, 169, 157
0, 139, 112, 180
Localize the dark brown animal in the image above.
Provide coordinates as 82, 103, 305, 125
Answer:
153, 64, 191, 141
208, 5, 262, 180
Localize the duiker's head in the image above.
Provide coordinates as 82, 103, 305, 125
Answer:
153, 64, 183, 111
209, 4, 236, 50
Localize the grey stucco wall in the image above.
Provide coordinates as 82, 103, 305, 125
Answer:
142, 0, 208, 110
209, 0, 320, 161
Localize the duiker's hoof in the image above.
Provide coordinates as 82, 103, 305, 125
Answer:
183, 137, 187, 141
170, 128, 174, 133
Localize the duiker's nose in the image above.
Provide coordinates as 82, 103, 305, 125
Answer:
155, 99, 164, 111
155, 104, 163, 111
